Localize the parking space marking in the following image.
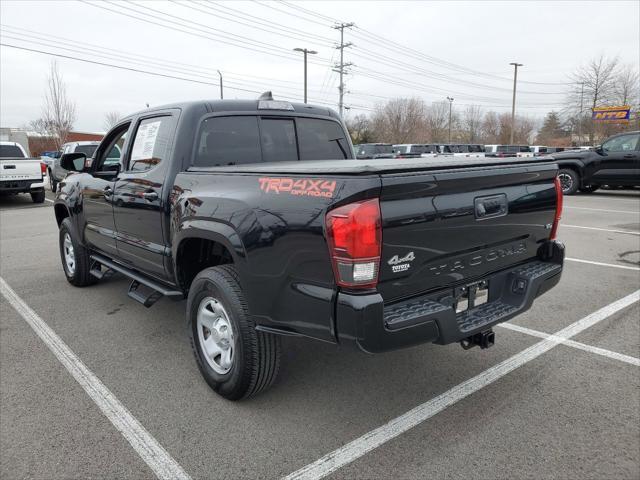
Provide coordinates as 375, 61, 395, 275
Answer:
564, 206, 639, 214
566, 257, 640, 271
563, 224, 640, 236
0, 277, 192, 480
283, 290, 640, 480
45, 198, 54, 203
499, 322, 640, 367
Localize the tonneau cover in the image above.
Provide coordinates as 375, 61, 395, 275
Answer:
188, 156, 556, 175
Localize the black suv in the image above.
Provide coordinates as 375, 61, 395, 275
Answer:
553, 131, 640, 194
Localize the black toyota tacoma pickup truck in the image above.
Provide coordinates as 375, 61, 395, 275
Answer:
54, 96, 565, 400
553, 130, 640, 195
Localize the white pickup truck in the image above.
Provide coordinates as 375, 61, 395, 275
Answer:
0, 141, 46, 203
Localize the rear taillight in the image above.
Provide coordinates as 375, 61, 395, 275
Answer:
550, 176, 563, 240
40, 162, 47, 175
325, 198, 381, 289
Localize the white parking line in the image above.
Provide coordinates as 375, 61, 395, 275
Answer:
283, 290, 640, 480
0, 277, 192, 480
562, 224, 640, 236
45, 198, 54, 203
499, 322, 640, 366
566, 257, 640, 271
564, 206, 639, 214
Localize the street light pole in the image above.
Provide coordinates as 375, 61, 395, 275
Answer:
217, 70, 223, 99
446, 96, 454, 144
294, 48, 318, 103
509, 62, 523, 145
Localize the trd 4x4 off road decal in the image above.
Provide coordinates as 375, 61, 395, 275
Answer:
258, 177, 337, 198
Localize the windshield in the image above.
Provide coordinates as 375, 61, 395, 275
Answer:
0, 144, 26, 158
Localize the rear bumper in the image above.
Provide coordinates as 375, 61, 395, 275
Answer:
0, 178, 44, 193
336, 241, 564, 353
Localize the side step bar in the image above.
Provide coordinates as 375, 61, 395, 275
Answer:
89, 254, 183, 307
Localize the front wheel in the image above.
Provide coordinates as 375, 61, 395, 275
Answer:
558, 168, 579, 195
49, 170, 58, 192
59, 218, 96, 287
187, 265, 281, 400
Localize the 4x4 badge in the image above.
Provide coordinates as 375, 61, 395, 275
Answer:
388, 252, 415, 273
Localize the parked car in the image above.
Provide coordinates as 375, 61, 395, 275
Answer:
393, 144, 439, 158
0, 141, 46, 203
449, 144, 485, 157
485, 145, 532, 158
550, 131, 640, 194
49, 141, 120, 192
354, 143, 394, 159
54, 96, 564, 400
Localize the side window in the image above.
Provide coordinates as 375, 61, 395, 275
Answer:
195, 116, 261, 167
296, 118, 350, 160
602, 134, 639, 153
127, 116, 174, 172
261, 118, 297, 162
94, 124, 129, 172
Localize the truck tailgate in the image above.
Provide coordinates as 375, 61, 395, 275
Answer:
0, 158, 42, 181
377, 163, 557, 302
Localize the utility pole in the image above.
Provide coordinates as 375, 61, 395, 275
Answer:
577, 81, 584, 145
332, 22, 354, 117
509, 62, 523, 145
217, 70, 223, 99
293, 48, 318, 103
447, 96, 454, 144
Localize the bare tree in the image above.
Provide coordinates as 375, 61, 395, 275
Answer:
613, 65, 640, 106
37, 61, 76, 150
103, 111, 121, 131
346, 114, 374, 144
460, 105, 483, 143
566, 55, 619, 143
481, 111, 500, 144
370, 98, 427, 143
424, 101, 449, 142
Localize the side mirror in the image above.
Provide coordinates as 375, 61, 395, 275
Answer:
595, 145, 605, 155
60, 152, 87, 172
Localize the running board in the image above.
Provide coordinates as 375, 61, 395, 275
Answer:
89, 254, 183, 307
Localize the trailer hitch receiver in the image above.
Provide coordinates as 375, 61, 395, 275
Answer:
460, 329, 495, 350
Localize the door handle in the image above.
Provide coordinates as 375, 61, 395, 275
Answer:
623, 154, 634, 159
142, 190, 158, 201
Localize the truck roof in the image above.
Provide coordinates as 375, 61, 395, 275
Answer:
125, 99, 340, 121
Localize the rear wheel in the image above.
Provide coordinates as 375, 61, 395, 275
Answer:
31, 190, 45, 203
49, 170, 58, 192
580, 184, 600, 194
59, 218, 96, 287
558, 168, 579, 195
187, 265, 281, 400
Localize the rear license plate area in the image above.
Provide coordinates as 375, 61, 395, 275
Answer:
455, 280, 489, 313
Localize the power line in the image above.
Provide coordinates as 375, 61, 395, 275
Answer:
272, 0, 572, 87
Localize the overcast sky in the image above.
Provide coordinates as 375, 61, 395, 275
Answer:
1, 0, 638, 132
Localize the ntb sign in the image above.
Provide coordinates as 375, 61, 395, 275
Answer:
592, 105, 631, 122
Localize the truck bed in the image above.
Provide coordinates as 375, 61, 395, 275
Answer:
188, 157, 555, 175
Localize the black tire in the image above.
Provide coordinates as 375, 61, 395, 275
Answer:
59, 218, 96, 287
558, 168, 579, 195
187, 265, 281, 400
31, 190, 45, 203
580, 184, 600, 194
49, 170, 58, 193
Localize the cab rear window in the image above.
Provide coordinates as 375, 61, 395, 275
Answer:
195, 115, 351, 167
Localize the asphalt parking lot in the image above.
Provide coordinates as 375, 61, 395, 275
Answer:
1, 186, 639, 480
